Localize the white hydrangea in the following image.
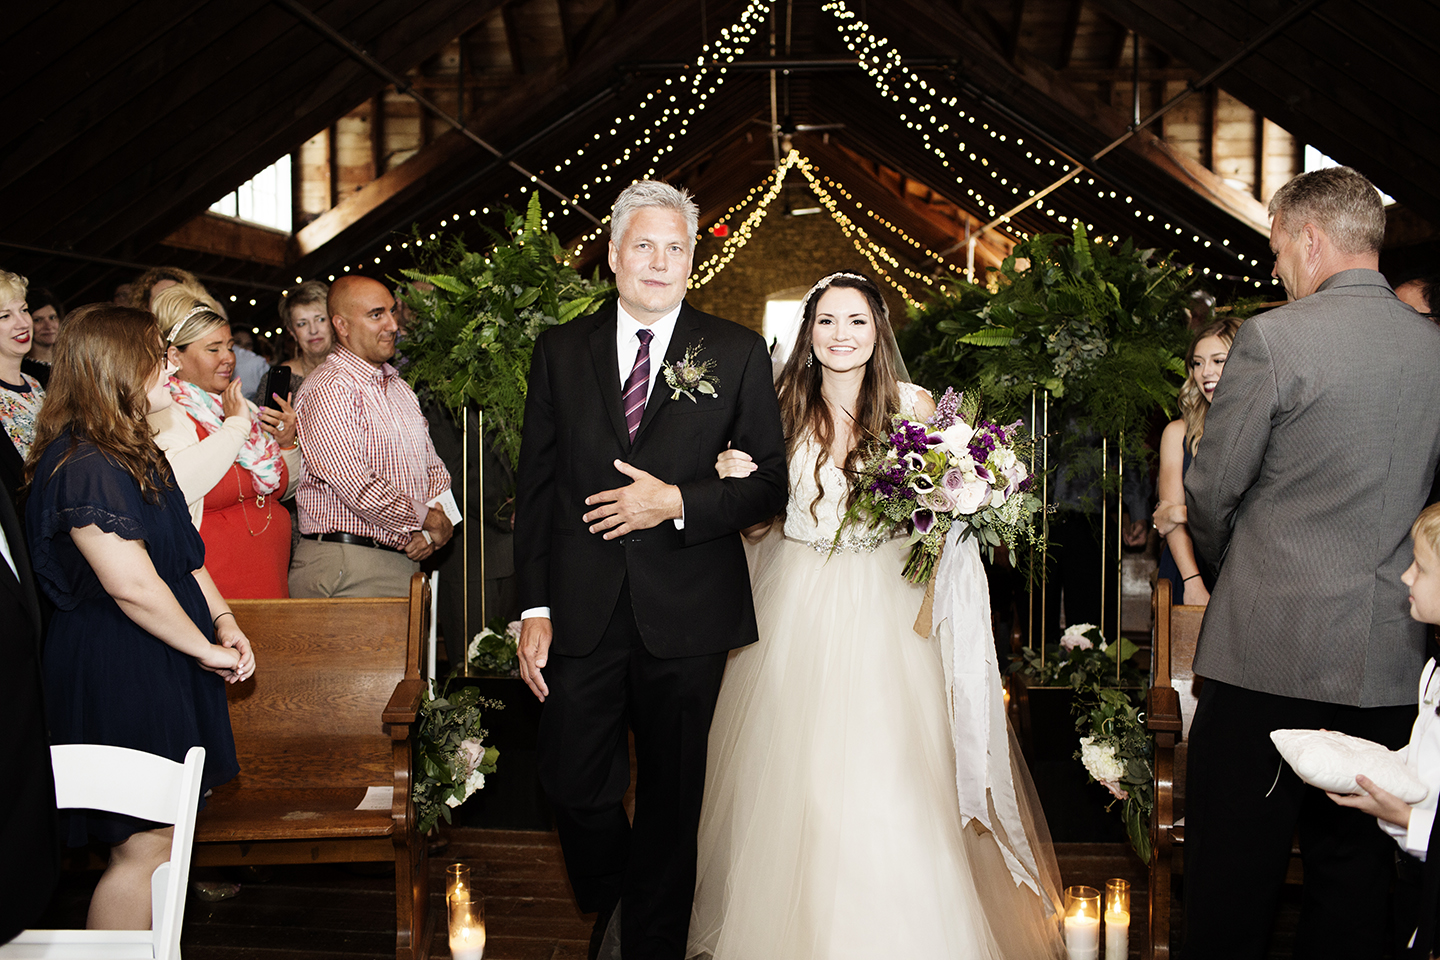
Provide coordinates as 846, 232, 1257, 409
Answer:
1079, 736, 1126, 784
446, 768, 486, 808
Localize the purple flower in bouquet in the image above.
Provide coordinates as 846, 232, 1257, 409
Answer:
940, 467, 966, 494
912, 507, 936, 534
929, 388, 962, 430
922, 487, 957, 513
909, 472, 936, 495
868, 463, 909, 498
890, 421, 932, 457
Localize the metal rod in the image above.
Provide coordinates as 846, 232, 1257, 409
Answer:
273, 0, 602, 227
462, 406, 469, 675
1132, 30, 1141, 130
964, 0, 1327, 241
1116, 432, 1124, 680
1100, 436, 1108, 640
0, 240, 285, 292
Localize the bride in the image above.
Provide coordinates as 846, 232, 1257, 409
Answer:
687, 272, 1065, 959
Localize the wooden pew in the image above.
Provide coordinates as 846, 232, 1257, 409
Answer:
1145, 577, 1206, 960
193, 573, 432, 960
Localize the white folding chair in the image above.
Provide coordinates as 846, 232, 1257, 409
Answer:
0, 744, 205, 960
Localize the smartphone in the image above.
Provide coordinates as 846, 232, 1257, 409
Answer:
264, 366, 292, 410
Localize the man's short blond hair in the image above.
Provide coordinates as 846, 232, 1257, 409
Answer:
1267, 166, 1386, 256
1413, 503, 1440, 559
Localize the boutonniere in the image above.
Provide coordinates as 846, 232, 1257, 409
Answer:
663, 340, 721, 402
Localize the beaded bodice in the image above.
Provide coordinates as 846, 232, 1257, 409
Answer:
781, 381, 925, 552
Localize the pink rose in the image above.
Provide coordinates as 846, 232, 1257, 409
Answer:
456, 738, 485, 777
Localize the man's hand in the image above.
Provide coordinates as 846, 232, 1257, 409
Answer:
518, 616, 553, 701
1122, 517, 1148, 548
583, 460, 683, 540
422, 504, 453, 548
404, 532, 436, 561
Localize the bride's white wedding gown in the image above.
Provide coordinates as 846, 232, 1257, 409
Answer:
688, 385, 1066, 959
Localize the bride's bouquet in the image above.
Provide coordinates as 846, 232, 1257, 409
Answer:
843, 387, 1042, 583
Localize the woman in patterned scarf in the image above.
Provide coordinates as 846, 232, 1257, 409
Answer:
148, 284, 300, 598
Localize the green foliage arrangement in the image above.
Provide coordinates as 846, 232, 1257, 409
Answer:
397, 194, 615, 468
1009, 623, 1154, 862
413, 682, 502, 834
898, 223, 1195, 464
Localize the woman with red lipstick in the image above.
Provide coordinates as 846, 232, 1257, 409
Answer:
1153, 315, 1244, 605
148, 286, 300, 598
0, 269, 45, 503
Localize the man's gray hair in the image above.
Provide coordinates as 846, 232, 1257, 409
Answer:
610, 181, 699, 248
1268, 166, 1386, 256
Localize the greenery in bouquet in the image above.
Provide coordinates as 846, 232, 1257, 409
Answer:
843, 386, 1043, 581
897, 223, 1195, 468
1009, 622, 1153, 862
395, 193, 615, 468
467, 618, 521, 676
413, 681, 502, 834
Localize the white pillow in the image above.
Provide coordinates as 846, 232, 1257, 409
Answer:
1270, 729, 1428, 804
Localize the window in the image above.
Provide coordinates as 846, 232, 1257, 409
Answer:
1304, 146, 1394, 205
209, 155, 293, 232
764, 298, 804, 364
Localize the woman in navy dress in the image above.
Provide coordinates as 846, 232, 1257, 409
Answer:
25, 303, 253, 931
1153, 316, 1244, 604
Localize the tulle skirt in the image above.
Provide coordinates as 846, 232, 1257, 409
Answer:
688, 534, 1065, 959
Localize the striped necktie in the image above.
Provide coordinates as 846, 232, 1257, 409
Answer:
622, 328, 654, 443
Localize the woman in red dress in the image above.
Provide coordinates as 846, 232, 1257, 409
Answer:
148, 285, 299, 598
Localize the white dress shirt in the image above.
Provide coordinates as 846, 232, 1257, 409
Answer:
1379, 658, 1440, 859
522, 303, 687, 624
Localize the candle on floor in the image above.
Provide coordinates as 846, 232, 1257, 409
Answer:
446, 862, 471, 902
1064, 885, 1101, 960
1105, 878, 1130, 960
448, 893, 485, 960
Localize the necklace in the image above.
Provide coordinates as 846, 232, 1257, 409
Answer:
233, 464, 272, 536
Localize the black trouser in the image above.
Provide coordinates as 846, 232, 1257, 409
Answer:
1182, 679, 1414, 959
538, 581, 727, 960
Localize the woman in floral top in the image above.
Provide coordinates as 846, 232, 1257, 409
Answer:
0, 269, 44, 503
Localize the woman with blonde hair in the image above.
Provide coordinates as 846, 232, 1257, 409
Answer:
25, 303, 251, 930
149, 285, 299, 597
0, 269, 44, 503
258, 280, 332, 404
1153, 315, 1245, 605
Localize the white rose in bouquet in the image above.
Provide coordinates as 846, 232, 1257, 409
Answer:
1060, 623, 1097, 651
1079, 736, 1129, 800
934, 420, 977, 457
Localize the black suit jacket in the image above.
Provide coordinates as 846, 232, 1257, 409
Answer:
515, 301, 787, 659
0, 482, 58, 940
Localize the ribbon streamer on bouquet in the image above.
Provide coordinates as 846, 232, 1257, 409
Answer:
930, 526, 1055, 910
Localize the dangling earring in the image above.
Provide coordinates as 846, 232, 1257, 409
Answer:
805, 351, 813, 369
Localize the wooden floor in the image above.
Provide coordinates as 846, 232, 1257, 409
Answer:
33, 828, 1168, 959
35, 828, 1319, 959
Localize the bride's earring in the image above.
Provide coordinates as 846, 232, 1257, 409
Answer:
805, 351, 813, 368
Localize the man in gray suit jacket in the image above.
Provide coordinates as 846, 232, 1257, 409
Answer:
1183, 166, 1440, 958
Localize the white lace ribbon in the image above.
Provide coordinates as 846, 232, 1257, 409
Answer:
931, 526, 1050, 903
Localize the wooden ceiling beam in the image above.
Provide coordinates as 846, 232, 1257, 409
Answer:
501, 1, 527, 75
163, 214, 292, 268
1058, 0, 1085, 70
1005, 0, 1027, 64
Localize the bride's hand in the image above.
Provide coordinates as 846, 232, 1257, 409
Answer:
716, 445, 757, 479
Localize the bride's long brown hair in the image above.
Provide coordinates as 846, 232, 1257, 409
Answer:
25, 303, 173, 502
774, 273, 903, 519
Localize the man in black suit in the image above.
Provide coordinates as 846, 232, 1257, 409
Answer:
515, 181, 787, 959
0, 482, 59, 941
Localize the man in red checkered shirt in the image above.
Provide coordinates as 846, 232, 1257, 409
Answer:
289, 275, 456, 598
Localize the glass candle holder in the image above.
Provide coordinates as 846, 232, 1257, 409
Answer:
448, 893, 485, 960
1104, 878, 1130, 960
1064, 885, 1101, 960
446, 863, 471, 902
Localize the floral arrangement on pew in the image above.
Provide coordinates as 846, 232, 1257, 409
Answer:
1011, 623, 1155, 862
467, 619, 521, 677
413, 682, 503, 834
842, 386, 1042, 582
